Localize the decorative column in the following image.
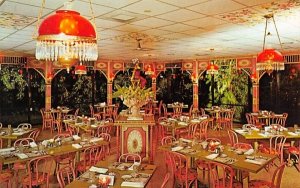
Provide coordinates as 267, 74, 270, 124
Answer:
151, 77, 156, 100
252, 82, 259, 112
193, 82, 199, 109
107, 81, 113, 105
192, 61, 199, 109
45, 61, 52, 110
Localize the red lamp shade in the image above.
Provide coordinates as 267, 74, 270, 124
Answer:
38, 10, 96, 38
256, 48, 284, 74
75, 64, 87, 75
250, 73, 257, 80
36, 9, 98, 69
206, 64, 219, 75
145, 65, 154, 75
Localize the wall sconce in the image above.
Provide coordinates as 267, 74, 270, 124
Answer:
250, 73, 258, 84
191, 72, 197, 83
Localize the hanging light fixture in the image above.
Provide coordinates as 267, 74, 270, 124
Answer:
145, 65, 154, 76
35, 0, 98, 72
75, 62, 87, 75
206, 48, 219, 75
257, 14, 284, 75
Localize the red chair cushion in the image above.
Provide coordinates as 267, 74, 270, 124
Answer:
22, 173, 48, 186
288, 146, 299, 154
249, 180, 272, 188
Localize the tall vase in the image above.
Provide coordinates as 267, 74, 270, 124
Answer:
130, 105, 141, 118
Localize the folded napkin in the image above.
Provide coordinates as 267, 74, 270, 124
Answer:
72, 144, 82, 149
245, 159, 265, 165
244, 149, 254, 155
29, 142, 37, 148
258, 133, 269, 137
89, 185, 97, 188
199, 116, 208, 120
180, 138, 192, 143
178, 122, 188, 126
168, 118, 177, 121
89, 166, 108, 174
0, 147, 15, 153
274, 114, 283, 117
72, 135, 81, 140
75, 123, 84, 126
90, 137, 104, 142
129, 162, 141, 170
121, 182, 144, 187
171, 146, 184, 152
251, 127, 260, 131
99, 174, 114, 186
91, 124, 98, 128
234, 129, 246, 134
12, 132, 23, 136
190, 119, 200, 123
206, 153, 219, 160
288, 132, 298, 136
16, 153, 28, 159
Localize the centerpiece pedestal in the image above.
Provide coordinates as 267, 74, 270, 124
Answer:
114, 115, 155, 162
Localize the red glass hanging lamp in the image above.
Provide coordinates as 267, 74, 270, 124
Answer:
35, 0, 98, 72
256, 14, 284, 74
206, 48, 219, 75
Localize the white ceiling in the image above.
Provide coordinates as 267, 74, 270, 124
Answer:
0, 0, 299, 61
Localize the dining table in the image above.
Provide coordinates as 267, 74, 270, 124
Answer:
159, 138, 277, 184
66, 160, 156, 188
159, 117, 209, 138
64, 118, 113, 134
0, 127, 37, 147
234, 126, 300, 149
0, 135, 108, 165
204, 107, 232, 130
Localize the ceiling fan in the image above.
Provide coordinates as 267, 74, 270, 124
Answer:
134, 38, 154, 51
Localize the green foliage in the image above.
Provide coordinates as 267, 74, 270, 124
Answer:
0, 66, 27, 99
113, 81, 153, 103
206, 59, 248, 121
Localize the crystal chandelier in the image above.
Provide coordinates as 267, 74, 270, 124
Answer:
35, 0, 98, 72
257, 14, 284, 74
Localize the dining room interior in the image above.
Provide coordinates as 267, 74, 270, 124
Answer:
0, 0, 300, 187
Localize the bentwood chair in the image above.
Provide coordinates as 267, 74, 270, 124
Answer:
270, 113, 288, 127
248, 163, 286, 188
161, 136, 176, 170
227, 129, 239, 147
0, 161, 13, 188
41, 110, 54, 133
161, 172, 172, 188
90, 105, 102, 120
208, 161, 242, 188
21, 155, 53, 188
17, 123, 32, 130
287, 142, 300, 171
187, 119, 208, 140
169, 151, 198, 188
118, 153, 142, 164
97, 133, 111, 159
245, 113, 264, 128
57, 166, 76, 188
13, 138, 36, 182
28, 129, 40, 142
76, 145, 103, 175
259, 135, 286, 164
196, 138, 222, 183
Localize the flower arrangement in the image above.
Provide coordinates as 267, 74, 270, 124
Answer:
113, 81, 153, 118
